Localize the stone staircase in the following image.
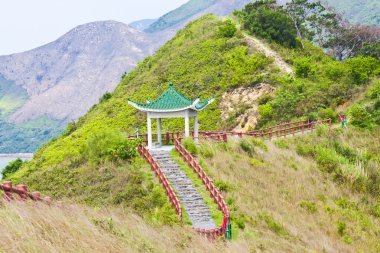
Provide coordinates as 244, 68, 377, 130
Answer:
151, 149, 216, 229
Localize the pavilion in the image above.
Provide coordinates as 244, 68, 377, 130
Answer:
128, 82, 214, 149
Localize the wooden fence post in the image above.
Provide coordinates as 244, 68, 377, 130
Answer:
3, 181, 13, 200
16, 184, 28, 201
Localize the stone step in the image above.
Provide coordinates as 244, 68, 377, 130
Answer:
151, 149, 216, 230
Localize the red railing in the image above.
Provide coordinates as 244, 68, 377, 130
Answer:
174, 138, 229, 239
138, 146, 182, 222
0, 181, 52, 204
129, 119, 332, 144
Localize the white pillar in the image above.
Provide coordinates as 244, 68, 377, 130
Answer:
194, 115, 199, 143
147, 114, 152, 149
157, 118, 162, 147
185, 115, 190, 138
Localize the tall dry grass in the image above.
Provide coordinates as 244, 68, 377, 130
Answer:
198, 136, 380, 252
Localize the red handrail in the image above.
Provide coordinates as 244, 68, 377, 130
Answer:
174, 138, 229, 239
0, 181, 52, 204
128, 118, 332, 144
138, 146, 182, 222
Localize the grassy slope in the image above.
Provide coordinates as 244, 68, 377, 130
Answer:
2, 129, 378, 252
193, 129, 380, 252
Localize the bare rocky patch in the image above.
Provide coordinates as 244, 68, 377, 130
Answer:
219, 83, 275, 131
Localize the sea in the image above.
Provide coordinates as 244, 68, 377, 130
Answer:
0, 154, 33, 179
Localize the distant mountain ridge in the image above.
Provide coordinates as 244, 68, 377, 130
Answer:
0, 21, 164, 124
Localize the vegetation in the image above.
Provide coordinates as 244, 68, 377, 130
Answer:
2, 4, 380, 252
1, 158, 24, 179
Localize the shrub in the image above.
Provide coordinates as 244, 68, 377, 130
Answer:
295, 57, 313, 78
366, 80, 380, 99
86, 130, 140, 164
371, 204, 380, 218
316, 124, 329, 137
241, 1, 298, 48
99, 92, 112, 103
198, 141, 216, 158
345, 56, 379, 85
299, 200, 318, 213
258, 212, 289, 237
314, 146, 347, 172
239, 139, 254, 156
1, 158, 24, 179
182, 138, 198, 156
349, 104, 373, 128
317, 107, 336, 122
217, 20, 237, 38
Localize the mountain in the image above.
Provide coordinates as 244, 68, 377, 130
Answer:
129, 19, 158, 31
6, 13, 380, 252
145, 0, 254, 33
0, 21, 169, 152
323, 0, 380, 26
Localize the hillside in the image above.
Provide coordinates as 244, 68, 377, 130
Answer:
145, 0, 254, 33
324, 0, 380, 26
2, 129, 379, 252
2, 11, 380, 253
0, 21, 167, 152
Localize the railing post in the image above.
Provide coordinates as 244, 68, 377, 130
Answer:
3, 181, 13, 200
166, 132, 170, 145
223, 131, 227, 142
31, 191, 41, 201
16, 184, 28, 201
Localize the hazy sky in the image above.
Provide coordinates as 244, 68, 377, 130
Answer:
0, 0, 188, 55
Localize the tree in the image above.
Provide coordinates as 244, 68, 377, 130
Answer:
241, 1, 298, 48
2, 158, 23, 179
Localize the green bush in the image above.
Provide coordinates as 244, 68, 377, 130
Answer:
240, 1, 298, 48
99, 92, 112, 103
345, 57, 379, 85
86, 130, 140, 164
182, 138, 198, 156
1, 158, 24, 179
371, 204, 380, 218
317, 108, 336, 122
299, 200, 318, 213
314, 146, 347, 172
258, 212, 289, 237
295, 57, 313, 78
198, 141, 216, 158
366, 80, 380, 99
217, 20, 237, 38
239, 139, 254, 156
349, 104, 373, 128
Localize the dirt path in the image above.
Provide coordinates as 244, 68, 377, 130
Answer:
244, 34, 294, 75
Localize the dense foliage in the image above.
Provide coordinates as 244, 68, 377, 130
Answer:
1, 158, 24, 179
238, 1, 298, 48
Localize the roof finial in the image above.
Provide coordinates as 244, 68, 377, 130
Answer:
169, 81, 173, 87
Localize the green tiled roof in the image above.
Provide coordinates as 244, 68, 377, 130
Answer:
128, 82, 213, 112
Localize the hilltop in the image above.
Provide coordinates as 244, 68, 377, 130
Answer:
1, 6, 380, 253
